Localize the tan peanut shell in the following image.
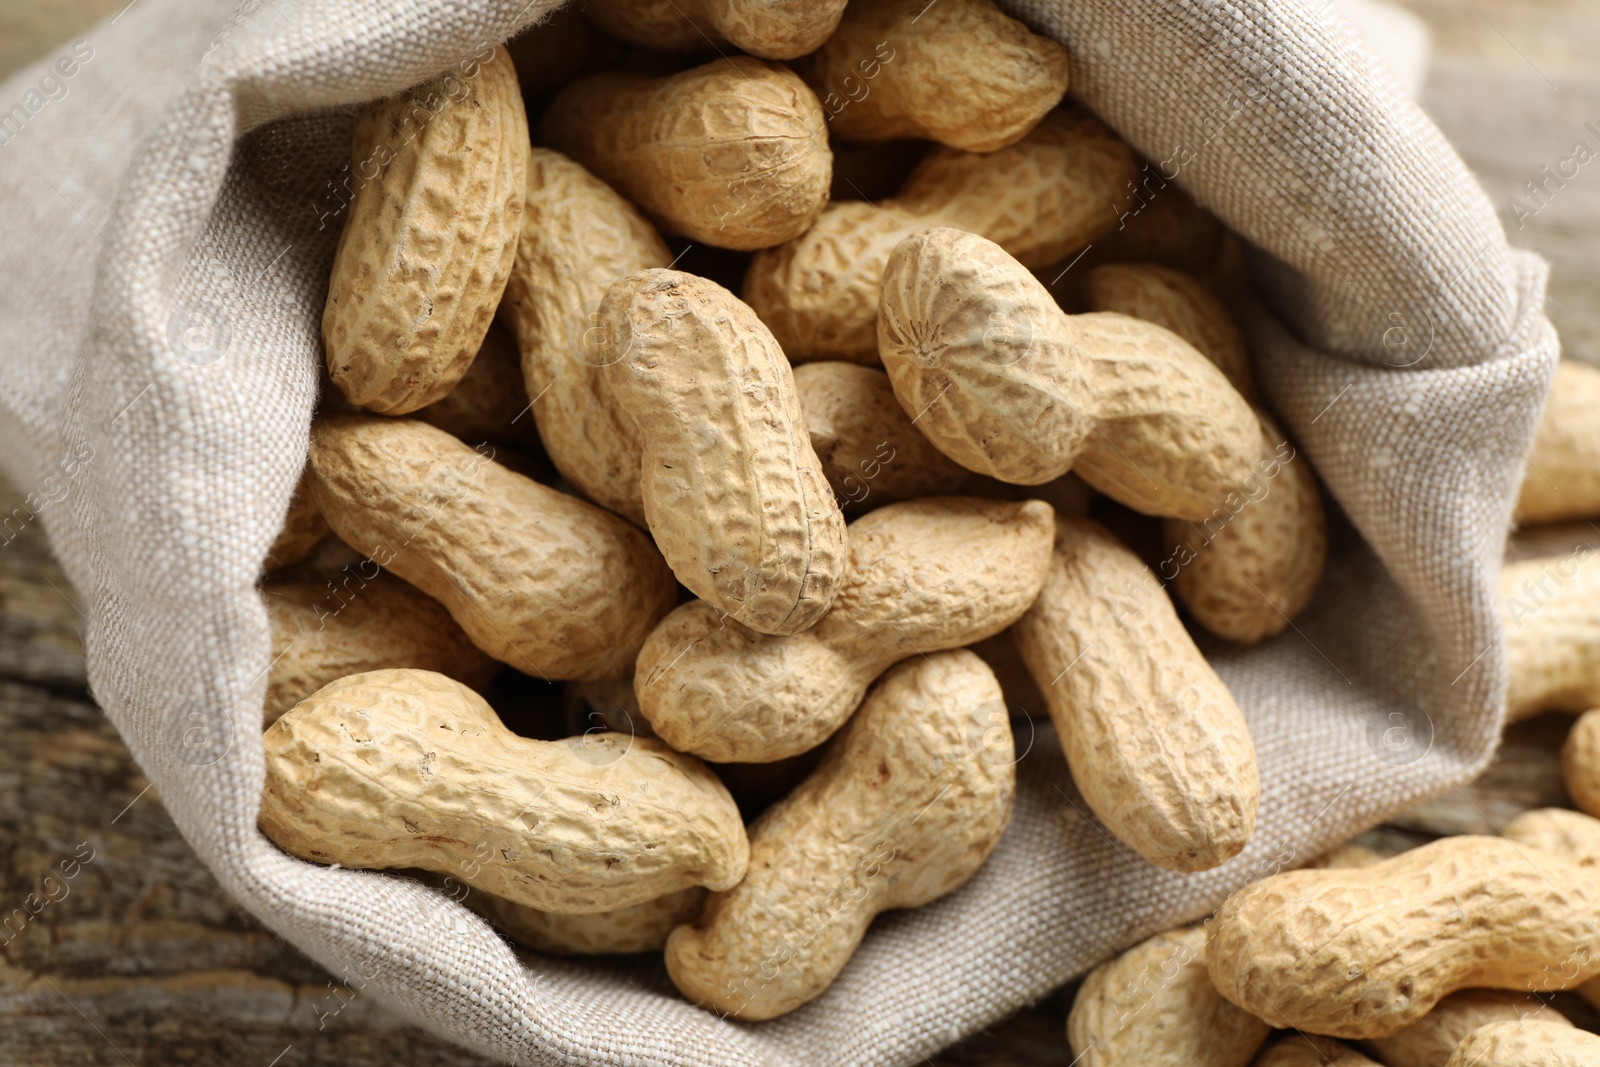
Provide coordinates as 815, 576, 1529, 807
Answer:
472, 886, 706, 956
1206, 836, 1600, 1038
1444, 1019, 1600, 1067
260, 670, 749, 912
664, 650, 1014, 1019
1013, 517, 1259, 872
263, 573, 497, 723
1309, 842, 1385, 869
1083, 262, 1257, 402
307, 415, 676, 679
1503, 807, 1600, 870
1068, 925, 1270, 1067
264, 468, 330, 572
540, 60, 830, 250
794, 0, 1068, 152
1255, 1036, 1381, 1067
1363, 990, 1569, 1067
582, 0, 846, 59
1162, 410, 1327, 644
1562, 709, 1600, 817
415, 321, 544, 455
323, 48, 528, 414
636, 496, 1055, 763
1502, 552, 1600, 721
794, 361, 975, 511
879, 227, 1260, 520
744, 107, 1139, 363
1517, 361, 1600, 524
600, 270, 846, 635
499, 149, 671, 525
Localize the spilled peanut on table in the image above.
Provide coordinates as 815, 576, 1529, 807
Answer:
255, 0, 1600, 1051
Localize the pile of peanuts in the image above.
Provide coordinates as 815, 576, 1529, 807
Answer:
252, 0, 1600, 1054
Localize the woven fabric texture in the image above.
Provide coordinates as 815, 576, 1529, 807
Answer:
0, 0, 1557, 1063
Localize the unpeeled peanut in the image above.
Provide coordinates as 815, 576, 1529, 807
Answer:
323, 48, 528, 414
472, 886, 707, 956
794, 361, 974, 511
1516, 361, 1600, 524
541, 60, 830, 250
635, 496, 1054, 763
1363, 990, 1569, 1067
1207, 836, 1600, 1038
600, 270, 846, 635
1563, 709, 1600, 817
1444, 1019, 1600, 1067
793, 0, 1068, 152
1502, 552, 1600, 721
307, 415, 675, 679
499, 149, 670, 525
664, 650, 1013, 1019
260, 669, 749, 912
1503, 807, 1600, 870
1067, 925, 1270, 1067
744, 107, 1139, 363
264, 467, 330, 572
416, 321, 544, 455
1013, 517, 1259, 871
582, 0, 847, 59
1255, 1037, 1381, 1067
263, 572, 497, 723
878, 228, 1260, 520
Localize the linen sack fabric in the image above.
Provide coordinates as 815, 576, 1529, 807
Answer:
0, 0, 1558, 1062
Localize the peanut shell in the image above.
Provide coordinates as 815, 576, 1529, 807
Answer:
472, 886, 707, 956
1364, 990, 1569, 1067
1517, 361, 1600, 524
264, 467, 330, 572
582, 0, 847, 59
415, 321, 544, 455
1502, 552, 1600, 721
1444, 1019, 1600, 1067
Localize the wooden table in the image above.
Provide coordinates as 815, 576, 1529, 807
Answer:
3, 0, 1598, 1062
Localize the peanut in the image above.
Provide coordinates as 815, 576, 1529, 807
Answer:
1503, 807, 1600, 871
307, 415, 676, 679
471, 886, 706, 956
1444, 1019, 1600, 1067
1055, 183, 1227, 280
264, 467, 330, 572
1067, 925, 1270, 1067
540, 60, 830, 250
793, 361, 975, 511
1255, 1037, 1381, 1067
260, 669, 749, 912
499, 148, 670, 525
600, 269, 846, 635
1363, 990, 1569, 1067
793, 0, 1069, 152
1502, 553, 1600, 722
415, 321, 544, 455
1562, 709, 1600, 817
744, 107, 1138, 363
1012, 517, 1259, 871
664, 650, 1013, 1019
263, 573, 498, 723
582, 0, 847, 59
635, 496, 1054, 763
323, 48, 528, 414
878, 228, 1260, 520
1206, 836, 1600, 1038
1516, 361, 1600, 524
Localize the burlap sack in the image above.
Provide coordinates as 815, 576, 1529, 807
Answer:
0, 0, 1558, 1062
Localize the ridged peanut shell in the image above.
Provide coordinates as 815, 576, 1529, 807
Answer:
879, 228, 1260, 520
1444, 1020, 1600, 1067
415, 321, 544, 454
794, 0, 1068, 151
323, 49, 528, 414
1562, 709, 1600, 817
263, 573, 498, 723
601, 269, 845, 635
1364, 990, 1569, 1067
472, 886, 706, 955
582, 0, 846, 59
1256, 1037, 1381, 1067
1013, 517, 1259, 872
264, 468, 330, 572
1206, 836, 1600, 1038
1068, 925, 1269, 1067
1162, 410, 1327, 644
1517, 361, 1600, 523
307, 415, 676, 679
1503, 807, 1600, 871
635, 496, 1055, 763
499, 149, 670, 525
1502, 553, 1600, 721
664, 650, 1014, 1019
540, 60, 830, 250
260, 670, 749, 912
745, 108, 1138, 363
794, 361, 974, 511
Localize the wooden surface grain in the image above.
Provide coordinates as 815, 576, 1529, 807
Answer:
3, 0, 1600, 1062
